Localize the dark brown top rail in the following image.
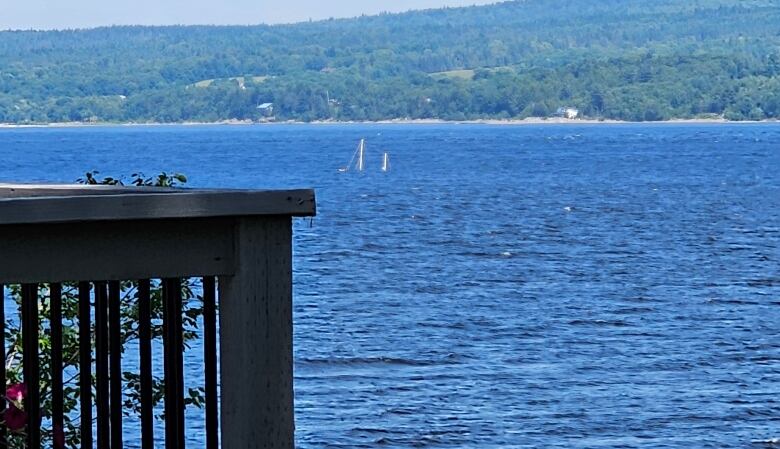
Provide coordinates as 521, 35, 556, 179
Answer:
0, 183, 316, 225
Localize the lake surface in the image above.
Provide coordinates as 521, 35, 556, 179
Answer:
1, 123, 779, 448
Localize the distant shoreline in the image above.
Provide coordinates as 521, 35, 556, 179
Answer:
1, 117, 778, 129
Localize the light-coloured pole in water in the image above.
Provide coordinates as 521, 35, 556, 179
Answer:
357, 139, 365, 171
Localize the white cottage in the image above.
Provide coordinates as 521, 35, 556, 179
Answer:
555, 107, 579, 119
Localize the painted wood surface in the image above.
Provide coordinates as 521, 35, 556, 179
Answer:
0, 218, 235, 283
219, 217, 295, 449
0, 188, 315, 224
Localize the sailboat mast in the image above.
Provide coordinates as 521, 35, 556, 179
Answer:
357, 139, 365, 171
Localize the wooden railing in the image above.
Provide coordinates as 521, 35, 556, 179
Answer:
0, 184, 316, 449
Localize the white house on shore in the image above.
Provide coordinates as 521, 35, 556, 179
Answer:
555, 107, 579, 119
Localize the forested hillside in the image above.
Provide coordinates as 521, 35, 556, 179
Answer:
2, 0, 780, 123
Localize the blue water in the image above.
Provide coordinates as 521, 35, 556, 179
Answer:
1, 123, 778, 448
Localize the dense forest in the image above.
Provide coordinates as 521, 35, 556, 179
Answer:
2, 0, 780, 123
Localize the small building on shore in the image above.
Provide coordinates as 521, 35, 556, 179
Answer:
257, 102, 274, 117
555, 107, 579, 119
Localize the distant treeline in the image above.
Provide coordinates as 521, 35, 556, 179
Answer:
2, 0, 780, 123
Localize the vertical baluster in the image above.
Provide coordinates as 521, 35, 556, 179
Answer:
161, 279, 170, 449
203, 277, 218, 449
0, 283, 6, 448
175, 280, 185, 449
50, 283, 64, 449
21, 283, 40, 449
162, 279, 171, 448
138, 280, 154, 449
109, 281, 123, 449
95, 282, 110, 449
78, 282, 93, 449
163, 278, 185, 449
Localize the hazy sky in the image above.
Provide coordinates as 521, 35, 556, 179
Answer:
1, 0, 500, 30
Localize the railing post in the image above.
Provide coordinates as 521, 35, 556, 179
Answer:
219, 216, 294, 449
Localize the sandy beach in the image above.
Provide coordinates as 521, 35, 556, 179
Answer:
0, 117, 776, 128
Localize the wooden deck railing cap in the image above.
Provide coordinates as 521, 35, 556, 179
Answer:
0, 183, 316, 225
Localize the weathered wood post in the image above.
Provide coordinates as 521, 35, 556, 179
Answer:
219, 216, 295, 448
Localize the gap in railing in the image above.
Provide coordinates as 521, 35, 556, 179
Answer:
1, 278, 220, 449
